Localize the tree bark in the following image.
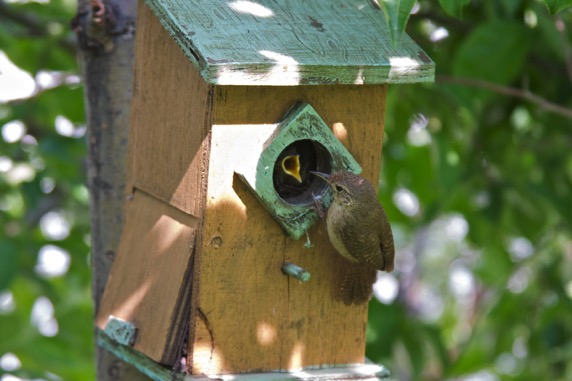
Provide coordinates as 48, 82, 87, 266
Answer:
73, 1, 146, 379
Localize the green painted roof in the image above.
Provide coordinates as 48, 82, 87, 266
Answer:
145, 0, 435, 85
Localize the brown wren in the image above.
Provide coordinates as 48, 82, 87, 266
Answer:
312, 171, 395, 305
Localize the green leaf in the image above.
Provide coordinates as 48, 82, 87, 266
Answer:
542, 0, 572, 14
378, 0, 417, 46
421, 324, 450, 370
438, 0, 471, 18
453, 21, 529, 84
451, 21, 529, 105
0, 240, 19, 289
400, 319, 426, 375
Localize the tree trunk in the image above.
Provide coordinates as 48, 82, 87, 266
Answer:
73, 1, 146, 379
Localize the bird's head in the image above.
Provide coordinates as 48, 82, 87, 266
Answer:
310, 171, 369, 207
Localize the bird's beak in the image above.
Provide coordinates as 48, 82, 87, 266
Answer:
310, 171, 332, 186
281, 155, 303, 183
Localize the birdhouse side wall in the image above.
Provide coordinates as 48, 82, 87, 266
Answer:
96, 1, 213, 364
127, 1, 213, 217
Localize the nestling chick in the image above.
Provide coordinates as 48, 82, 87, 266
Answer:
273, 141, 317, 198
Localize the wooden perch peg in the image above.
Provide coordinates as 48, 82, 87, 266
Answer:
282, 262, 311, 283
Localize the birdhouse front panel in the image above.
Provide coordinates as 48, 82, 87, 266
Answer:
188, 84, 388, 375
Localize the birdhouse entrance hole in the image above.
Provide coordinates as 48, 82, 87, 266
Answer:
235, 102, 363, 240
272, 139, 332, 205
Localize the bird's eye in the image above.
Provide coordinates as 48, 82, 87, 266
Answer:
335, 185, 344, 193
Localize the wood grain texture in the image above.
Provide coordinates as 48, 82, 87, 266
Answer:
190, 85, 387, 375
98, 329, 391, 381
214, 85, 387, 185
144, 0, 434, 85
128, 1, 213, 216
96, 190, 198, 364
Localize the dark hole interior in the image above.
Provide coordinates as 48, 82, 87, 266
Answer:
273, 139, 332, 205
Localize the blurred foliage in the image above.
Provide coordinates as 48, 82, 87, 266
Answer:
0, 1, 571, 381
368, 1, 572, 381
0, 0, 94, 380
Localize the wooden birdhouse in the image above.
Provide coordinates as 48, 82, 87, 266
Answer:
95, 0, 434, 379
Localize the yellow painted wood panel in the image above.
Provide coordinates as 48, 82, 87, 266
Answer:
213, 85, 387, 184
128, 1, 213, 216
96, 190, 198, 363
190, 85, 387, 374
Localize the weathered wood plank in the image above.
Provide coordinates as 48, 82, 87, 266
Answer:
98, 329, 391, 381
128, 1, 213, 216
96, 190, 198, 364
213, 85, 387, 184
144, 0, 434, 85
189, 84, 387, 375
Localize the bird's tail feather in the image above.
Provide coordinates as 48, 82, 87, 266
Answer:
339, 263, 377, 305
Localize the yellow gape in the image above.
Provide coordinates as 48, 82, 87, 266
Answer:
281, 154, 302, 183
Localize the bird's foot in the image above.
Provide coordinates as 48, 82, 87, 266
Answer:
311, 192, 326, 220
304, 230, 314, 249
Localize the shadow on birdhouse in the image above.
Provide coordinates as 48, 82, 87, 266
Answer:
236, 102, 361, 240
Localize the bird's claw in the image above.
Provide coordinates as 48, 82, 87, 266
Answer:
311, 192, 326, 220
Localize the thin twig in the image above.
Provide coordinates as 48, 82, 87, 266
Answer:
437, 74, 572, 120
0, 1, 45, 35
0, 1, 77, 54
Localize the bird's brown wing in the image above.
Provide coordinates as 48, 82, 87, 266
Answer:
377, 204, 395, 272
338, 203, 391, 271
